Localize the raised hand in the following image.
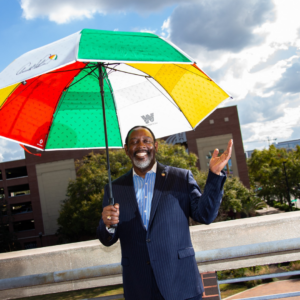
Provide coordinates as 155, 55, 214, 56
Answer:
209, 139, 233, 175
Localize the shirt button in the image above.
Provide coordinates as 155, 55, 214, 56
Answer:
146, 239, 151, 242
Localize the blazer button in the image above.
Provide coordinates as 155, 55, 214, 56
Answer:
107, 236, 112, 241
146, 261, 150, 265
146, 239, 151, 242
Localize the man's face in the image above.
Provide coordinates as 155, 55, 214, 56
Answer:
125, 128, 158, 171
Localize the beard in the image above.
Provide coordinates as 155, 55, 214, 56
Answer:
132, 151, 154, 170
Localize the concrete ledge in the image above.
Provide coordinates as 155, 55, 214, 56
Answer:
2, 238, 300, 291
1, 211, 300, 299
0, 239, 121, 280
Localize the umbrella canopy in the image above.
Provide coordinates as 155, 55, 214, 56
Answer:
0, 29, 230, 151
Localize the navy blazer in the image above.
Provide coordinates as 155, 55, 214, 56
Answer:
97, 162, 226, 300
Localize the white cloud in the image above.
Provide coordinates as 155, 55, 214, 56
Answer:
140, 29, 157, 34
0, 138, 25, 162
163, 0, 300, 149
20, 0, 196, 24
169, 0, 276, 52
21, 0, 103, 24
242, 106, 300, 150
270, 57, 300, 94
161, 18, 171, 38
16, 0, 300, 152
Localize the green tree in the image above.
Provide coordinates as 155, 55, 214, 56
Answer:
57, 150, 132, 242
57, 140, 262, 242
247, 145, 300, 208
197, 173, 265, 222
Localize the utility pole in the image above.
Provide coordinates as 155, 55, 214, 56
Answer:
267, 137, 277, 147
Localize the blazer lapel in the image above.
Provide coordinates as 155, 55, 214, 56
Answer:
122, 169, 146, 231
148, 162, 168, 231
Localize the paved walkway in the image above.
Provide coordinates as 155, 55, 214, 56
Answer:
224, 279, 300, 300
256, 205, 283, 215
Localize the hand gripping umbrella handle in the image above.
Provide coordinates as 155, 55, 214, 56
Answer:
109, 198, 118, 229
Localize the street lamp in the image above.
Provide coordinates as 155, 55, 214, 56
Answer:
282, 161, 292, 211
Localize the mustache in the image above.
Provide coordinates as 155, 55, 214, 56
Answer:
134, 150, 151, 156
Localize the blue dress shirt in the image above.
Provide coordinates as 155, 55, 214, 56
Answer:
133, 162, 157, 230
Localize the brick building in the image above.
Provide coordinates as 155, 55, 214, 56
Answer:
0, 149, 102, 249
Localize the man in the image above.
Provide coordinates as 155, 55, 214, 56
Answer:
97, 126, 232, 300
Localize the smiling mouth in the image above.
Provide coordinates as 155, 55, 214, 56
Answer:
135, 151, 149, 158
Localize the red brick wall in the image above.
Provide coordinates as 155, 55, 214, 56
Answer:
201, 272, 220, 300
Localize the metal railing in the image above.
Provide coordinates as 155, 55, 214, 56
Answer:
1, 237, 300, 293
217, 270, 300, 299
195, 237, 300, 264
0, 263, 122, 291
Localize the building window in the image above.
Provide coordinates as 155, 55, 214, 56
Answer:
1, 204, 7, 216
7, 184, 30, 198
209, 120, 214, 124
0, 187, 4, 199
5, 166, 28, 180
0, 170, 2, 180
24, 241, 37, 249
11, 202, 32, 215
0, 223, 9, 232
13, 219, 35, 232
224, 117, 229, 122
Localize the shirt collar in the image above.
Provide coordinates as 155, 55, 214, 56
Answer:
133, 161, 157, 177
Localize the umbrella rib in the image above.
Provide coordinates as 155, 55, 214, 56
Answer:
173, 64, 212, 81
64, 67, 98, 90
0, 78, 38, 110
89, 68, 100, 80
145, 77, 194, 129
145, 77, 181, 111
105, 66, 151, 78
106, 63, 121, 76
103, 71, 124, 146
48, 66, 94, 74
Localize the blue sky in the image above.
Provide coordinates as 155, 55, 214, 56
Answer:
0, 0, 300, 161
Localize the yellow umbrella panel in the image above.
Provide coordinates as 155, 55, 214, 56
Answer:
127, 63, 230, 128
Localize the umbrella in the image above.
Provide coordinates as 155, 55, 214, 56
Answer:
0, 29, 230, 214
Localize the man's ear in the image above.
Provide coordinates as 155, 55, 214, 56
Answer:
124, 144, 129, 156
154, 141, 158, 152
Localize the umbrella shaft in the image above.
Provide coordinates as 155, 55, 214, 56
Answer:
98, 63, 114, 205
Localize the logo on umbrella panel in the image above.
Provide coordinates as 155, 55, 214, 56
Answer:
141, 113, 154, 124
16, 54, 58, 75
